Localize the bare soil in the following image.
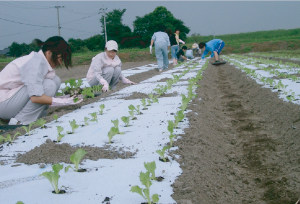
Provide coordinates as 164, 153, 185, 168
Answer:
2, 58, 300, 203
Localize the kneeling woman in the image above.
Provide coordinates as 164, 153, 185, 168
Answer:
86, 40, 136, 92
0, 36, 82, 125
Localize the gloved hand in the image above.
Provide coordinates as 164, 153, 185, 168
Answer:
150, 46, 152, 54
99, 78, 109, 92
122, 77, 137, 85
179, 39, 185, 44
51, 96, 83, 107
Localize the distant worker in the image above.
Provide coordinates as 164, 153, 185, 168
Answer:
86, 40, 136, 92
199, 39, 225, 63
150, 25, 170, 72
192, 43, 201, 57
169, 28, 185, 65
185, 48, 194, 59
0, 36, 83, 125
177, 46, 187, 62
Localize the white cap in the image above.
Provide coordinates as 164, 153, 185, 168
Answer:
105, 40, 118, 51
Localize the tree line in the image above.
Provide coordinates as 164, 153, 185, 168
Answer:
8, 6, 190, 57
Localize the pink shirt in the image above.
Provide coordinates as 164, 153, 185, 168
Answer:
86, 52, 123, 82
0, 50, 55, 103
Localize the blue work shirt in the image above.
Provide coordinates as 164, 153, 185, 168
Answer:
151, 31, 170, 46
201, 39, 223, 59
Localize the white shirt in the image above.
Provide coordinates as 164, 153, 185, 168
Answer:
0, 50, 55, 103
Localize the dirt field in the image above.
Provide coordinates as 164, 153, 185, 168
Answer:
2, 58, 300, 204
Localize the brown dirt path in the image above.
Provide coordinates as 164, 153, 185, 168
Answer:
172, 59, 300, 204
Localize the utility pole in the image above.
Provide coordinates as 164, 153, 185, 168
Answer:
55, 4, 64, 36
99, 7, 108, 43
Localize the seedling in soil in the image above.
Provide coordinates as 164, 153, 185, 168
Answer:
53, 114, 58, 122
84, 117, 90, 126
174, 110, 184, 128
0, 132, 21, 144
286, 92, 296, 101
81, 87, 94, 99
167, 120, 176, 147
107, 127, 118, 143
65, 148, 87, 172
146, 99, 152, 106
21, 122, 35, 136
67, 119, 79, 134
111, 119, 124, 134
181, 94, 190, 111
140, 99, 148, 110
130, 171, 159, 204
166, 79, 173, 89
91, 84, 103, 93
156, 146, 170, 162
56, 126, 64, 142
148, 93, 159, 104
36, 118, 47, 129
144, 161, 157, 180
98, 104, 105, 115
129, 110, 137, 120
121, 116, 130, 127
129, 104, 141, 115
89, 112, 98, 122
40, 163, 64, 194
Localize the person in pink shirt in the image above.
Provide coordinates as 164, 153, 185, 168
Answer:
0, 36, 82, 125
86, 40, 136, 92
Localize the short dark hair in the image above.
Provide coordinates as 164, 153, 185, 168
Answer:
35, 36, 72, 68
199, 42, 206, 49
182, 46, 187, 50
165, 28, 173, 36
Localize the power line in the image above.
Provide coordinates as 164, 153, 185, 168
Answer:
0, 17, 56, 28
0, 2, 53, 10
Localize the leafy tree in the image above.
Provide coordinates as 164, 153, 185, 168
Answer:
133, 6, 190, 46
84, 34, 105, 51
100, 9, 132, 48
8, 40, 39, 57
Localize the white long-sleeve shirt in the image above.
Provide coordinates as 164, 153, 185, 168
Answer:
0, 50, 55, 103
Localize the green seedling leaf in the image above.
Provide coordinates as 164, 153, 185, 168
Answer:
21, 122, 35, 136
82, 87, 94, 99
144, 161, 156, 180
84, 117, 90, 126
152, 194, 159, 203
0, 132, 21, 143
91, 84, 103, 93
40, 163, 63, 194
130, 185, 147, 200
73, 97, 79, 103
107, 127, 118, 143
99, 104, 105, 115
56, 126, 64, 142
69, 119, 79, 133
129, 110, 135, 119
167, 120, 174, 135
156, 146, 170, 162
65, 148, 87, 172
121, 116, 130, 127
128, 104, 135, 111
53, 114, 58, 122
174, 110, 184, 127
36, 118, 46, 128
169, 134, 176, 147
89, 112, 98, 122
146, 99, 151, 106
111, 119, 119, 128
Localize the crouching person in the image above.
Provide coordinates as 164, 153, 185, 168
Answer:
0, 36, 83, 125
86, 40, 136, 92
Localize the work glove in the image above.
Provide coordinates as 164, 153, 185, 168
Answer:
122, 77, 137, 85
99, 78, 109, 92
179, 39, 185, 44
150, 46, 152, 54
51, 96, 83, 107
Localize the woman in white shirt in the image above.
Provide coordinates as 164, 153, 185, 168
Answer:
86, 40, 136, 92
0, 36, 82, 125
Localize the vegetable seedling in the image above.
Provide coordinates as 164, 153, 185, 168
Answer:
0, 132, 21, 144
21, 122, 35, 136
129, 104, 141, 115
148, 93, 158, 104
84, 117, 90, 126
121, 116, 130, 127
65, 148, 87, 172
56, 126, 64, 142
107, 127, 118, 143
167, 120, 176, 147
89, 112, 98, 122
91, 84, 103, 93
111, 119, 124, 134
36, 118, 46, 128
40, 163, 64, 194
144, 161, 157, 180
53, 114, 58, 122
140, 98, 148, 110
82, 87, 94, 99
129, 110, 137, 120
67, 119, 79, 134
130, 171, 159, 204
99, 104, 105, 115
174, 110, 184, 128
156, 146, 170, 162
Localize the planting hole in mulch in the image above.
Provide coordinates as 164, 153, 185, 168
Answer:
155, 176, 164, 182
77, 168, 87, 172
159, 157, 170, 162
52, 190, 66, 194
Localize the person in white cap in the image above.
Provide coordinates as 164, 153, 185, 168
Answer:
86, 40, 136, 92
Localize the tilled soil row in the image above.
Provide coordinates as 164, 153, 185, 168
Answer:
172, 59, 300, 204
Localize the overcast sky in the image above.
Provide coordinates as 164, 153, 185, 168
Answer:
1, 1, 300, 50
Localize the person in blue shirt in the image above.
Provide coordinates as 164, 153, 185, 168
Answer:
199, 39, 225, 62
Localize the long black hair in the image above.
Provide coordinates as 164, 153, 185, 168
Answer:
35, 36, 72, 68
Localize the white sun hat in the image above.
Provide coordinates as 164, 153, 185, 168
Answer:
105, 40, 118, 51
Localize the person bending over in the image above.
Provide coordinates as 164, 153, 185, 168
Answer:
177, 46, 188, 62
0, 36, 83, 125
86, 40, 136, 92
199, 39, 225, 62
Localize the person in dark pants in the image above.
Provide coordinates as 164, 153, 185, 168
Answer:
176, 46, 187, 62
